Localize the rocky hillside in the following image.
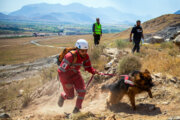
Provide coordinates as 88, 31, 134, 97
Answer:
115, 14, 180, 41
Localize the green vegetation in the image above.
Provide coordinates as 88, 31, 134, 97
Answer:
115, 39, 130, 49
0, 21, 61, 34
160, 41, 174, 49
0, 21, 129, 35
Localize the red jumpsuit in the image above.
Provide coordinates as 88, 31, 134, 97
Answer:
58, 50, 96, 109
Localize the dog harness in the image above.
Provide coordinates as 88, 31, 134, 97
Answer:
120, 75, 134, 86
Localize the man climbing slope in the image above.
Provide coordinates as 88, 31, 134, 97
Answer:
130, 20, 144, 53
58, 39, 99, 113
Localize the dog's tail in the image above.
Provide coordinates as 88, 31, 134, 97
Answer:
101, 84, 110, 92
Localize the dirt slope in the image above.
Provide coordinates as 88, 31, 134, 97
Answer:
13, 68, 180, 120
12, 49, 180, 120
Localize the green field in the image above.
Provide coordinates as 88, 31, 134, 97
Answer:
0, 21, 130, 35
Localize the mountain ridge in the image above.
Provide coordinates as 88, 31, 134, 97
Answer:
5, 3, 148, 24
175, 10, 180, 14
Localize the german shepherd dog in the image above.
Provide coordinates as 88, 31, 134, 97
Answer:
101, 69, 154, 110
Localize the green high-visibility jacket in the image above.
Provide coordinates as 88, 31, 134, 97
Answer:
94, 23, 102, 35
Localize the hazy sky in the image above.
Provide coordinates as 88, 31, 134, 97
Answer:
0, 0, 179, 17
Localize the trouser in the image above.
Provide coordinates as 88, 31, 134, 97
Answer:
94, 35, 101, 45
58, 71, 86, 109
132, 40, 141, 53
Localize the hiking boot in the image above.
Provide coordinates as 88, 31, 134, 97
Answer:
58, 95, 64, 107
73, 107, 80, 113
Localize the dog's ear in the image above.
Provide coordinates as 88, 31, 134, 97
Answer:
144, 69, 150, 74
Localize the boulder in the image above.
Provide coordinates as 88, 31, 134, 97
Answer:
171, 31, 180, 40
17, 89, 24, 97
0, 113, 10, 119
173, 34, 180, 47
148, 36, 165, 44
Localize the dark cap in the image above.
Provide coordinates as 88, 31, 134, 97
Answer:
136, 20, 141, 23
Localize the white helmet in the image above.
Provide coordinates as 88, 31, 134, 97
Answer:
75, 39, 88, 49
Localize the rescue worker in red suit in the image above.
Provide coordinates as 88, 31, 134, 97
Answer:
58, 39, 99, 113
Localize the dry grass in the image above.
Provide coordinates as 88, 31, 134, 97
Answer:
140, 44, 180, 77
0, 76, 41, 111
160, 42, 174, 49
0, 37, 38, 46
0, 65, 58, 111
142, 50, 180, 77
0, 44, 59, 65
0, 34, 116, 65
40, 65, 58, 84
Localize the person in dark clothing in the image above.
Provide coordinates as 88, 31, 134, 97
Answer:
130, 20, 144, 53
92, 18, 102, 46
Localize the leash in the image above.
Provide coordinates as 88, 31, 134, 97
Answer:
86, 73, 135, 88
98, 73, 116, 76
86, 72, 116, 88
86, 74, 95, 88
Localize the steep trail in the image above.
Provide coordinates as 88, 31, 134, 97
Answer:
16, 70, 180, 120
3, 43, 180, 119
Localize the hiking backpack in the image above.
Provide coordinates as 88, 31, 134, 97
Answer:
57, 47, 77, 66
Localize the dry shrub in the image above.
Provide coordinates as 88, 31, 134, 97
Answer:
117, 55, 142, 74
22, 88, 32, 108
88, 47, 101, 62
88, 44, 105, 61
40, 65, 57, 83
88, 44, 108, 70
93, 55, 108, 71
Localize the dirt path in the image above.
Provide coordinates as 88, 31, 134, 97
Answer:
30, 38, 65, 49
14, 72, 180, 120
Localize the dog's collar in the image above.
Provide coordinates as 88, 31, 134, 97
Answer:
120, 75, 134, 86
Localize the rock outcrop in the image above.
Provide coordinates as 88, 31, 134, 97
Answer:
173, 34, 180, 48
146, 36, 164, 43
